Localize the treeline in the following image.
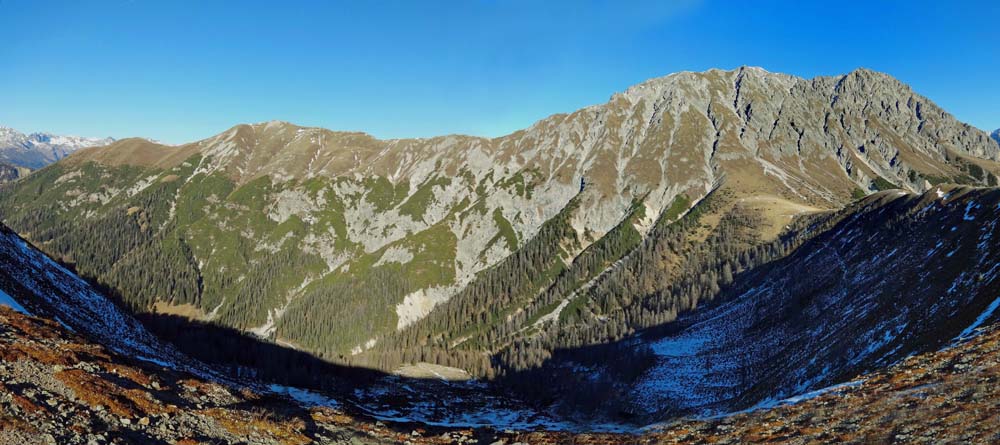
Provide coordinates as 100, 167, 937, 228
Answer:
365, 187, 847, 413
2, 176, 183, 314
277, 266, 410, 360
1, 162, 853, 416
380, 195, 582, 354
487, 192, 845, 409
481, 197, 650, 351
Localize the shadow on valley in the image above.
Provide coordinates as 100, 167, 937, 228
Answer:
18, 231, 662, 429
133, 309, 660, 427
136, 311, 387, 391
16, 197, 816, 428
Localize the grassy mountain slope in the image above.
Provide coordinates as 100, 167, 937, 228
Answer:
1, 67, 998, 372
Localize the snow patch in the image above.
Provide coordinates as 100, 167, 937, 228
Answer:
0, 289, 30, 315
954, 295, 1000, 342
269, 384, 339, 407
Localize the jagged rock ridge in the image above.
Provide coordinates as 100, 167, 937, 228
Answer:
0, 126, 114, 169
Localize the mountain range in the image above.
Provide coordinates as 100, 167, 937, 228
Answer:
1, 67, 1000, 439
0, 126, 114, 170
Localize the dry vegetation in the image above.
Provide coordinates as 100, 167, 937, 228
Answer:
2, 302, 1000, 444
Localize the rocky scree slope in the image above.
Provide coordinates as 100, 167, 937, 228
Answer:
0, 67, 997, 368
0, 126, 114, 170
0, 305, 525, 445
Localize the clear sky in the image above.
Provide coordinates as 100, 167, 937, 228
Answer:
1, 0, 997, 144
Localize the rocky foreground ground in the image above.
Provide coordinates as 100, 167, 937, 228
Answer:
1, 304, 998, 444
0, 306, 515, 445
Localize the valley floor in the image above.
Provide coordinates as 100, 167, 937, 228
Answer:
1, 303, 999, 444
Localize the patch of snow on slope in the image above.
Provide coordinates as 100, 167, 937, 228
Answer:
350, 377, 633, 433
269, 384, 339, 407
632, 287, 760, 415
954, 296, 1000, 342
661, 379, 866, 428
0, 289, 30, 314
964, 200, 979, 221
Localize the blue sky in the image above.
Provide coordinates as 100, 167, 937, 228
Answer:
1, 0, 997, 144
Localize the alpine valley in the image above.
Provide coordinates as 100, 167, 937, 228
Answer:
3, 67, 1000, 444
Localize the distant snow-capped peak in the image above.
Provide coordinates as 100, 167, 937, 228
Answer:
0, 125, 115, 169
1, 126, 114, 148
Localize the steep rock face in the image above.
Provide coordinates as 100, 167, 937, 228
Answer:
0, 126, 114, 169
992, 128, 1000, 146
1, 68, 997, 359
629, 186, 1000, 420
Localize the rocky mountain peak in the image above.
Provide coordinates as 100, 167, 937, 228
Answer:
16, 67, 1000, 369
0, 125, 116, 169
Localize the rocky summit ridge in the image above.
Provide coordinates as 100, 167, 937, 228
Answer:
2, 67, 1000, 440
3, 66, 999, 366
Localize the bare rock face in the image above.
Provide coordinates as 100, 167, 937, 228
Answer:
991, 128, 1000, 146
4, 67, 998, 357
